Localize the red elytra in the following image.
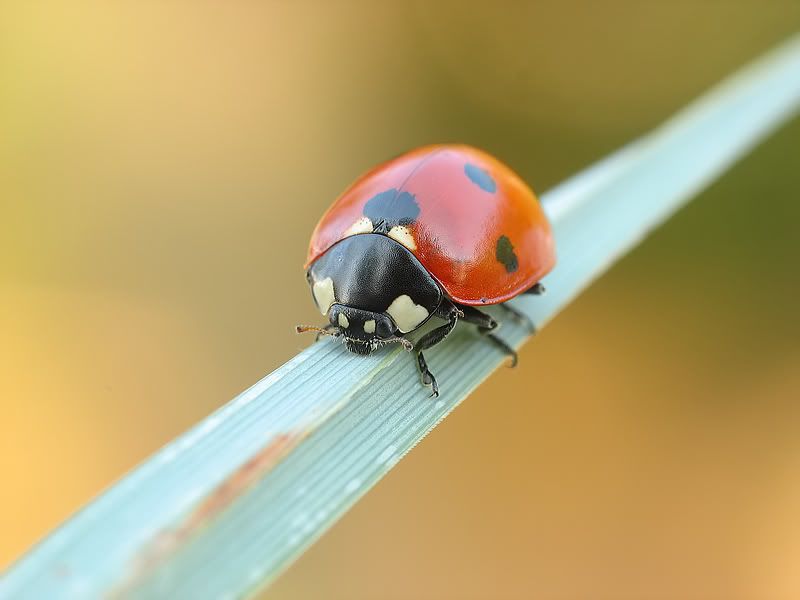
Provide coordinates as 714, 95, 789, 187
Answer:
306, 144, 555, 305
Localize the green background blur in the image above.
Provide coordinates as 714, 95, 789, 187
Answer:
2, 2, 799, 599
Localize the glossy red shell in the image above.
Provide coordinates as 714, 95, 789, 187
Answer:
306, 144, 555, 306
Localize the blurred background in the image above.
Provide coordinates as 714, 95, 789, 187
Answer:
1, 2, 799, 599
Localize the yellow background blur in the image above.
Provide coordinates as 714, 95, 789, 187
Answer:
2, 2, 799, 599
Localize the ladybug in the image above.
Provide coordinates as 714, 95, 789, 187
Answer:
298, 144, 555, 396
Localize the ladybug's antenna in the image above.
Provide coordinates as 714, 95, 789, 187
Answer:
295, 325, 339, 337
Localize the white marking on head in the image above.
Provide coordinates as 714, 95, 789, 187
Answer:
312, 277, 335, 315
338, 313, 349, 328
344, 217, 373, 238
386, 294, 429, 333
363, 319, 376, 334
387, 225, 416, 251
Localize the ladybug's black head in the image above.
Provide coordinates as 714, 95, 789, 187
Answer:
328, 304, 401, 355
301, 233, 443, 355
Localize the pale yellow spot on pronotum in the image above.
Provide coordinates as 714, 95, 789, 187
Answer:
312, 277, 335, 315
363, 319, 376, 334
343, 217, 373, 238
386, 295, 429, 333
338, 313, 349, 328
387, 225, 416, 251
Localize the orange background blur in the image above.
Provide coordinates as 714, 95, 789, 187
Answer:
2, 3, 799, 599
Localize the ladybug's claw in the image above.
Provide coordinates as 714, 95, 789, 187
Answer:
422, 371, 439, 398
417, 351, 439, 397
398, 337, 414, 352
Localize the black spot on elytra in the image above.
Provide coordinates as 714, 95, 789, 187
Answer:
496, 235, 518, 273
464, 163, 496, 193
363, 189, 420, 232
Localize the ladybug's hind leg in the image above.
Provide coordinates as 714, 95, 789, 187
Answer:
498, 303, 536, 335
457, 305, 518, 368
497, 280, 544, 333
413, 302, 462, 398
523, 282, 546, 295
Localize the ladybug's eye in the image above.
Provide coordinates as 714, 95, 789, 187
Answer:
375, 318, 395, 339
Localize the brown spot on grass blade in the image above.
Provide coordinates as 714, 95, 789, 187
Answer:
111, 429, 309, 598
186, 432, 304, 530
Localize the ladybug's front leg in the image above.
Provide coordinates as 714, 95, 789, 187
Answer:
416, 351, 439, 398
413, 303, 461, 397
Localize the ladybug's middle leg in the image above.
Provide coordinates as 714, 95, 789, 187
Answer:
457, 304, 518, 368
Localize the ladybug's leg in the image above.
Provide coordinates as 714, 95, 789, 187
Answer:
457, 305, 518, 368
416, 352, 438, 398
498, 303, 536, 334
414, 303, 461, 397
523, 282, 546, 295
